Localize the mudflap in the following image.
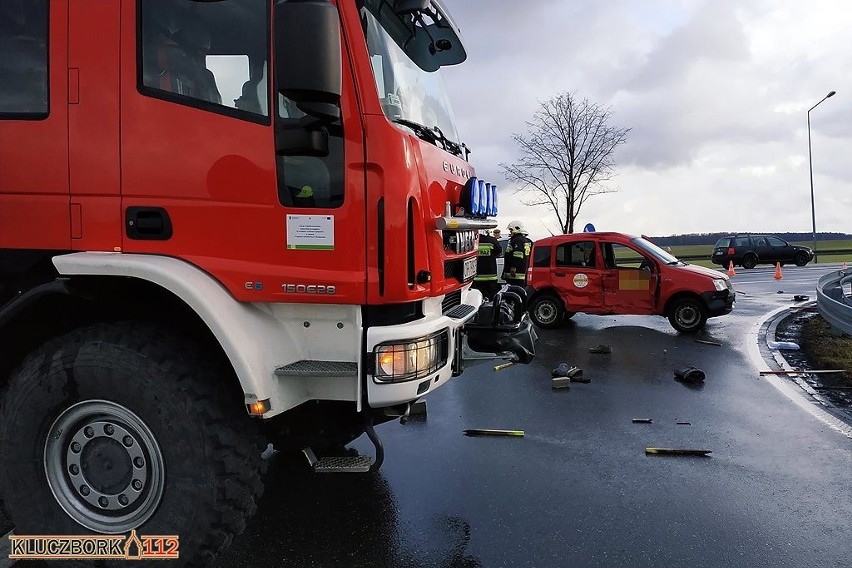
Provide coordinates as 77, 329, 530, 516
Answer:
462, 285, 538, 365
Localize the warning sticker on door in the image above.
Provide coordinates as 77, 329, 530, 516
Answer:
573, 274, 589, 288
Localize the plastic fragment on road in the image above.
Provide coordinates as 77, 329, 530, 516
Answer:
551, 376, 571, 389
767, 340, 799, 351
645, 448, 711, 456
589, 345, 612, 354
463, 429, 524, 437
632, 418, 653, 424
694, 339, 722, 347
793, 295, 810, 302
676, 422, 692, 426
674, 366, 705, 383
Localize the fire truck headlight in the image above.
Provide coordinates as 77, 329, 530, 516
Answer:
373, 330, 449, 382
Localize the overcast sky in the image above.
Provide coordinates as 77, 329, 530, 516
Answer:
440, 0, 850, 240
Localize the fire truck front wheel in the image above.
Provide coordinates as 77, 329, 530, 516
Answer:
0, 322, 265, 566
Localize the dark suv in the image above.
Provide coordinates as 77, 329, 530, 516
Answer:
711, 234, 814, 269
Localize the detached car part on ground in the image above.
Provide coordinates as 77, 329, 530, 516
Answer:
526, 232, 735, 333
711, 234, 814, 269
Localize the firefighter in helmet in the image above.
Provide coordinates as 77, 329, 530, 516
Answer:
472, 230, 502, 301
502, 220, 533, 286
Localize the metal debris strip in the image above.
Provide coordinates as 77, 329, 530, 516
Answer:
694, 339, 722, 347
645, 448, 711, 456
463, 429, 524, 437
759, 369, 846, 375
676, 422, 692, 425
632, 418, 653, 424
493, 361, 515, 371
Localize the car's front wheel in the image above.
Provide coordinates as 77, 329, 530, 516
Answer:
794, 251, 810, 266
668, 297, 707, 333
529, 295, 565, 329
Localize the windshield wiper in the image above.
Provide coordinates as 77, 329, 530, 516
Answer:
393, 119, 464, 158
432, 125, 463, 157
393, 118, 439, 146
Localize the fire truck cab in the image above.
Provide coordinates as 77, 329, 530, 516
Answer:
0, 0, 535, 564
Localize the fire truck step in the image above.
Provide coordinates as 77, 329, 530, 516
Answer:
275, 360, 358, 377
312, 455, 373, 474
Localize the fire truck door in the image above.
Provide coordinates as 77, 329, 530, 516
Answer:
0, 0, 70, 250
68, 1, 122, 250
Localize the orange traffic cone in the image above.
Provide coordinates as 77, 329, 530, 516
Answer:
773, 262, 783, 280
727, 261, 736, 277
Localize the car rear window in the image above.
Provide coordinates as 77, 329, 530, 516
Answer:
532, 245, 551, 267
715, 238, 731, 248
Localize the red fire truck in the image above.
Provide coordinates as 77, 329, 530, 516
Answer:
0, 0, 535, 563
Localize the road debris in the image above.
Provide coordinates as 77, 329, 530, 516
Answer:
694, 339, 722, 347
464, 429, 524, 437
645, 448, 711, 456
589, 345, 612, 354
674, 366, 705, 383
494, 361, 515, 371
759, 369, 846, 375
793, 295, 810, 302
676, 422, 692, 426
632, 418, 653, 424
767, 340, 799, 350
551, 377, 571, 389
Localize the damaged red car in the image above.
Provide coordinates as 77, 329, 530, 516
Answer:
525, 232, 735, 333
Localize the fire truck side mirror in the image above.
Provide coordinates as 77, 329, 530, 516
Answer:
274, 0, 342, 119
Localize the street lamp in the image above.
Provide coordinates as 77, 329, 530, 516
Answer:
808, 90, 836, 263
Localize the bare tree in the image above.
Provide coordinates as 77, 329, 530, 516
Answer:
501, 92, 630, 234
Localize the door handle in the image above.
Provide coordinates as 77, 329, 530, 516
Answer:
126, 207, 173, 240
555, 271, 566, 277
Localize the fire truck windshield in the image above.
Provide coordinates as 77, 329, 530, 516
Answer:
362, 3, 462, 151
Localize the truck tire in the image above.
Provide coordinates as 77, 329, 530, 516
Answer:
667, 297, 707, 333
529, 295, 565, 329
0, 322, 265, 567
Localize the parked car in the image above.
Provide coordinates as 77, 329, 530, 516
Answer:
711, 234, 814, 269
526, 232, 735, 333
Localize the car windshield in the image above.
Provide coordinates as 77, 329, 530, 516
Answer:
361, 1, 462, 148
632, 237, 680, 264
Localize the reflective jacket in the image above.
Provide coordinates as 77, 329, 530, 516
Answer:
474, 234, 503, 281
503, 232, 532, 282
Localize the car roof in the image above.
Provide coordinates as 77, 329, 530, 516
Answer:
534, 232, 640, 246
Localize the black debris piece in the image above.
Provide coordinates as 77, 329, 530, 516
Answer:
674, 366, 705, 384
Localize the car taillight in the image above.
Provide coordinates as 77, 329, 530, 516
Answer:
727, 247, 735, 255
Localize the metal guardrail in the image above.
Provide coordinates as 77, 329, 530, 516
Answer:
817, 269, 852, 336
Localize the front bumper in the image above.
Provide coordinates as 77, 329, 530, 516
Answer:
702, 289, 735, 318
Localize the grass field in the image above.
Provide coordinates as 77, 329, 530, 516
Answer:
668, 240, 852, 269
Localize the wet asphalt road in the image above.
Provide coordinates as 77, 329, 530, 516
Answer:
216, 264, 852, 568
3, 266, 849, 568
